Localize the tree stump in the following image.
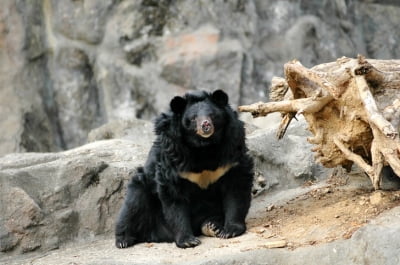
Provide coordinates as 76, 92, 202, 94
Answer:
239, 55, 400, 190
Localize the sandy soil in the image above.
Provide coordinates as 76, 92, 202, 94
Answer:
248, 172, 400, 249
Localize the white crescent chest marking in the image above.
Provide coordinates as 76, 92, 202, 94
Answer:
179, 164, 236, 189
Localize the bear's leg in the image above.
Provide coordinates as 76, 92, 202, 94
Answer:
190, 201, 224, 237
159, 187, 201, 248
115, 199, 138, 248
115, 168, 170, 248
219, 161, 253, 239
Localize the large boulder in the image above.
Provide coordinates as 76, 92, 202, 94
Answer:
243, 113, 327, 192
0, 138, 150, 255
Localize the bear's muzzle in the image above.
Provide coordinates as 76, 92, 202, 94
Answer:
196, 117, 214, 138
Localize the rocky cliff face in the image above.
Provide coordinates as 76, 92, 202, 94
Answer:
1, 0, 400, 155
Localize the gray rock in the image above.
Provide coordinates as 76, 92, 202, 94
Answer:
0, 139, 151, 256
49, 47, 103, 149
246, 114, 326, 191
159, 24, 244, 106
50, 0, 114, 44
87, 119, 155, 144
0, 0, 59, 155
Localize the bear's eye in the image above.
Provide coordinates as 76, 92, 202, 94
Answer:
183, 118, 192, 128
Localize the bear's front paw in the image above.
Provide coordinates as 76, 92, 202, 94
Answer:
201, 221, 223, 237
217, 223, 246, 239
176, 235, 201, 248
115, 235, 136, 249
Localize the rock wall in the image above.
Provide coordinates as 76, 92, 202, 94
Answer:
1, 0, 400, 155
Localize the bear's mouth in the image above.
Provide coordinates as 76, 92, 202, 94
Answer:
196, 118, 214, 138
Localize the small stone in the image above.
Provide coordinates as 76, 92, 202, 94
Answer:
260, 230, 275, 239
263, 240, 287, 249
266, 205, 275, 211
370, 191, 384, 205
144, 243, 154, 248
257, 176, 266, 184
322, 187, 332, 194
255, 227, 266, 234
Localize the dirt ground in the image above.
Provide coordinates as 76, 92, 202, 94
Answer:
247, 171, 400, 249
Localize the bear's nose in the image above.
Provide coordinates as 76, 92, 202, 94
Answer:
201, 120, 211, 133
196, 117, 214, 138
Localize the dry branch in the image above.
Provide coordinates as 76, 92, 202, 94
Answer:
238, 95, 333, 117
239, 56, 400, 189
354, 75, 397, 139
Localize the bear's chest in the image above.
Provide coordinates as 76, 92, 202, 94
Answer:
178, 163, 236, 189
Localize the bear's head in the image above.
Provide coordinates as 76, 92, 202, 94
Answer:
170, 90, 229, 147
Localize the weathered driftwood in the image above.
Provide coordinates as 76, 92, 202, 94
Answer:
239, 55, 400, 190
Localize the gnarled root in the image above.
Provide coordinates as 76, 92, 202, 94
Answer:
239, 56, 400, 190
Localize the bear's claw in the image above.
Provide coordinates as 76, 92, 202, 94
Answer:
176, 235, 201, 248
115, 236, 136, 249
201, 221, 223, 237
216, 223, 246, 239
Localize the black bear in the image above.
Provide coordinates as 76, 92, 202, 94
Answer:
115, 89, 254, 248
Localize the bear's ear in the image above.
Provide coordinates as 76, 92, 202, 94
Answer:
212, 89, 228, 106
170, 96, 187, 113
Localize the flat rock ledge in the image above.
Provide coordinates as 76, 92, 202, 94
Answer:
4, 188, 400, 265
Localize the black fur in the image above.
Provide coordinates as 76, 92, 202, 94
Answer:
115, 90, 254, 248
